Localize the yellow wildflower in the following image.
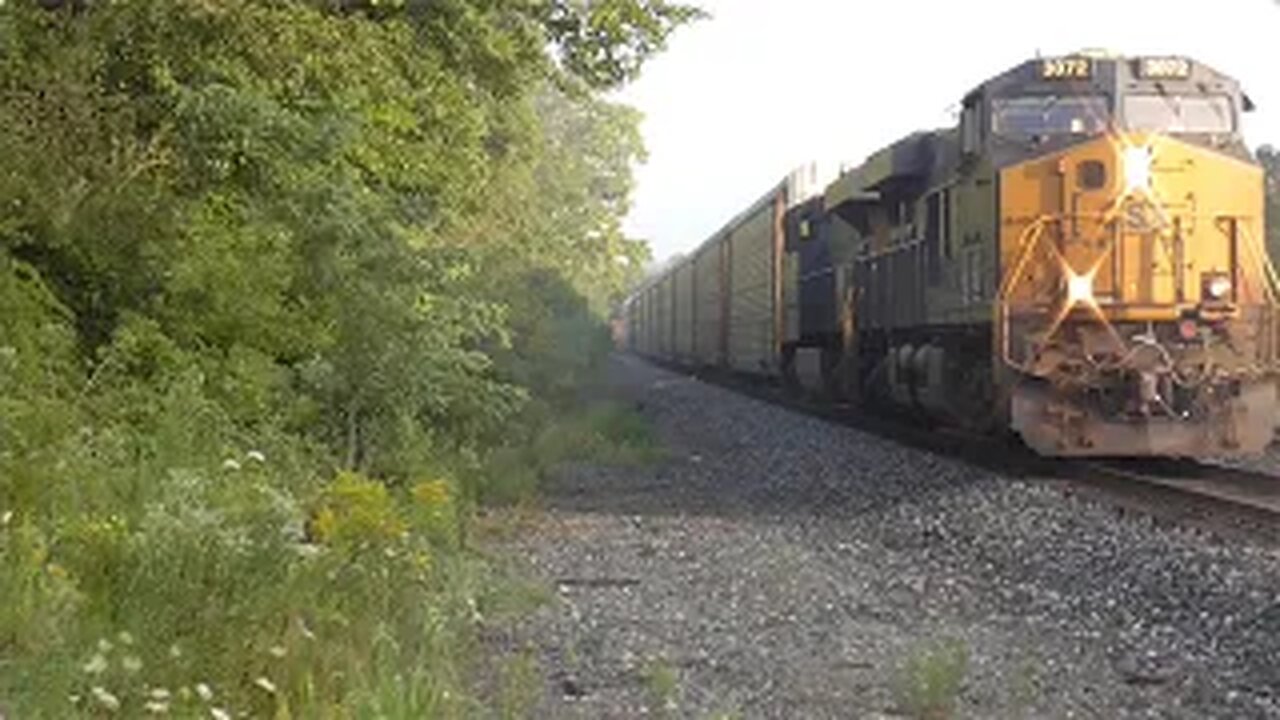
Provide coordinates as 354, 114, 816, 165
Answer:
411, 479, 451, 509
311, 507, 337, 543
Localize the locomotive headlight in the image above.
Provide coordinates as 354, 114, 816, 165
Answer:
1066, 269, 1095, 306
1203, 273, 1232, 301
1123, 145, 1153, 193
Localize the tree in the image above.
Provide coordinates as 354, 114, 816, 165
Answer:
0, 0, 701, 475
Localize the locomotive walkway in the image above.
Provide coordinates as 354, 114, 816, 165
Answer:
486, 355, 1280, 719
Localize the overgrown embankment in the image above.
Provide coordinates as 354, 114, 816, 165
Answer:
0, 1, 698, 716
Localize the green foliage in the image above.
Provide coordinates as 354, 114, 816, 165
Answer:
536, 0, 708, 89
0, 0, 699, 715
0, 520, 81, 657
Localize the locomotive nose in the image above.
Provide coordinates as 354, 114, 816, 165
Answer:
998, 130, 1277, 456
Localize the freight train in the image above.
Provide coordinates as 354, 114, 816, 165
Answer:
623, 52, 1279, 458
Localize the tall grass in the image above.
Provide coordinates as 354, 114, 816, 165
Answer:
478, 399, 663, 505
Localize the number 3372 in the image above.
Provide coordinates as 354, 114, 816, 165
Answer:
1042, 58, 1091, 79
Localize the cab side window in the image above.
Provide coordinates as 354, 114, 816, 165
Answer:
961, 96, 983, 156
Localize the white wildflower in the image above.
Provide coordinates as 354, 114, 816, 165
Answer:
268, 645, 287, 659
297, 618, 315, 640
69, 694, 82, 705
245, 450, 266, 464
169, 643, 182, 659
91, 686, 121, 711
122, 654, 143, 673
144, 700, 170, 714
195, 683, 214, 702
83, 653, 109, 675
149, 688, 171, 701
1, 510, 12, 526
292, 543, 321, 559
221, 458, 242, 472
253, 677, 277, 694
210, 708, 231, 720
117, 631, 134, 646
97, 638, 114, 653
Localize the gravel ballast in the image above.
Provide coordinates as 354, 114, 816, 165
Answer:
486, 355, 1280, 719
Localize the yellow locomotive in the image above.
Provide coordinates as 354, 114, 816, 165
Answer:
625, 52, 1278, 458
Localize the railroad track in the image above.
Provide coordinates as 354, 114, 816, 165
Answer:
1073, 459, 1280, 540
638, 355, 1280, 538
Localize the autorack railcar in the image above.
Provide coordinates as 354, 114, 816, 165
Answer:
625, 52, 1279, 458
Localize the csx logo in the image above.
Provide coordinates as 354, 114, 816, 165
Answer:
1125, 202, 1166, 232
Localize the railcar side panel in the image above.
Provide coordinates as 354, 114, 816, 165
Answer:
657, 274, 672, 359
727, 201, 779, 374
694, 243, 722, 365
674, 260, 695, 361
645, 284, 657, 356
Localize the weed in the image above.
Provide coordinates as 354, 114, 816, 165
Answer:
498, 647, 543, 720
1007, 652, 1042, 717
893, 637, 970, 720
642, 655, 681, 719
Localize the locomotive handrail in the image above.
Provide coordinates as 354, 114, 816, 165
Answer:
995, 216, 1053, 303
995, 216, 1052, 371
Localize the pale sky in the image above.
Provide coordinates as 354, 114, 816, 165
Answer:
612, 0, 1280, 266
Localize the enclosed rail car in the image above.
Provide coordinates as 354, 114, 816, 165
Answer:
623, 52, 1279, 458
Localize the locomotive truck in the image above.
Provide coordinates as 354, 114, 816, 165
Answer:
624, 51, 1279, 458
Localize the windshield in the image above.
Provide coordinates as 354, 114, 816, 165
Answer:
991, 96, 1110, 136
1124, 95, 1234, 134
